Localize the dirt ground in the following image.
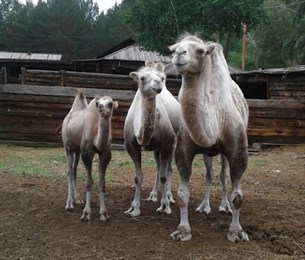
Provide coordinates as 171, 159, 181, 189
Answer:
0, 144, 304, 259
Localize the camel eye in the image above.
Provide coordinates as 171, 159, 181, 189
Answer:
197, 49, 205, 55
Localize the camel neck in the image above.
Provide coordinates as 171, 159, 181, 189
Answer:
179, 67, 221, 147
136, 97, 156, 146
95, 116, 111, 150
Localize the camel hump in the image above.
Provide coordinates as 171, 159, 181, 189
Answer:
72, 88, 88, 111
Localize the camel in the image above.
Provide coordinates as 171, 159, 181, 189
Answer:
169, 34, 249, 242
124, 60, 181, 217
62, 89, 118, 221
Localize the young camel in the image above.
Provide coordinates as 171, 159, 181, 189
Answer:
124, 60, 181, 217
169, 34, 249, 242
62, 89, 118, 221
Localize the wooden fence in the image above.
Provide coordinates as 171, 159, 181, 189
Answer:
0, 69, 304, 146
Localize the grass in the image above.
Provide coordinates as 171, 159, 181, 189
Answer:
0, 144, 274, 183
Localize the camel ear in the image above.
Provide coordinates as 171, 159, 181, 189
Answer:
169, 43, 178, 52
145, 60, 155, 68
156, 62, 164, 72
129, 71, 139, 82
113, 101, 119, 109
206, 43, 215, 55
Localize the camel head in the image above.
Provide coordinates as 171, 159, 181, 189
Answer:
130, 60, 166, 99
169, 34, 216, 75
95, 95, 119, 118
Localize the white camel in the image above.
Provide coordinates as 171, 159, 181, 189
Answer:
169, 34, 249, 242
124, 60, 181, 217
62, 89, 118, 221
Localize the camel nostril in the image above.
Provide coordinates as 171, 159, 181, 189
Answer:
155, 88, 162, 94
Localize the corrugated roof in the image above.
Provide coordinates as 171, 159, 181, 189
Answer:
0, 51, 62, 61
102, 44, 171, 63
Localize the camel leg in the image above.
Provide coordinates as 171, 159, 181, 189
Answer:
65, 145, 77, 210
146, 150, 160, 202
226, 144, 249, 242
98, 149, 111, 221
166, 156, 175, 203
80, 152, 94, 221
156, 150, 173, 214
196, 155, 213, 214
170, 132, 195, 241
125, 143, 142, 217
218, 154, 232, 214
72, 151, 83, 204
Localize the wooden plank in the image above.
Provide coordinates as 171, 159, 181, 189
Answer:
247, 99, 305, 109
0, 106, 68, 118
248, 117, 305, 128
248, 135, 304, 144
0, 122, 61, 135
0, 115, 62, 126
26, 69, 61, 76
0, 93, 75, 104
0, 84, 136, 101
247, 128, 305, 138
0, 132, 62, 143
249, 109, 305, 119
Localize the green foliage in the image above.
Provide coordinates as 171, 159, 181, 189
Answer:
120, 0, 265, 55
0, 0, 132, 59
1, 0, 305, 68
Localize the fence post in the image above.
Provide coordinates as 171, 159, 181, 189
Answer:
0, 67, 7, 84
60, 69, 66, 86
20, 67, 26, 85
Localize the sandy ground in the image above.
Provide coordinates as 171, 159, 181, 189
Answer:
0, 144, 304, 259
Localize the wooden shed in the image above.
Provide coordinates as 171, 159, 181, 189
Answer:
232, 65, 305, 101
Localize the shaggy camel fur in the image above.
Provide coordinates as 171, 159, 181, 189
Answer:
169, 34, 249, 242
124, 61, 181, 217
62, 89, 118, 221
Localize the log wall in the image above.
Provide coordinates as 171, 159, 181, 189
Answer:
1, 69, 305, 146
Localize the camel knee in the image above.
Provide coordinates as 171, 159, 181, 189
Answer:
177, 187, 189, 207
86, 178, 94, 191
231, 192, 243, 209
160, 176, 167, 184
134, 176, 143, 185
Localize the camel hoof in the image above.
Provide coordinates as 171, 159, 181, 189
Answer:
124, 207, 141, 217
100, 213, 110, 221
219, 206, 232, 215
145, 193, 158, 202
195, 204, 211, 215
65, 205, 74, 211
156, 205, 172, 215
80, 212, 91, 221
74, 198, 84, 205
170, 226, 192, 241
65, 199, 74, 211
227, 230, 249, 243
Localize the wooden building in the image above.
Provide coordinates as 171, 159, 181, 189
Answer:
0, 40, 304, 146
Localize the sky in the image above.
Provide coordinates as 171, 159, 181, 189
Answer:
19, 0, 123, 13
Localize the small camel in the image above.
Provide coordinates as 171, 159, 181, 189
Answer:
124, 60, 181, 217
169, 34, 249, 242
62, 89, 118, 221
